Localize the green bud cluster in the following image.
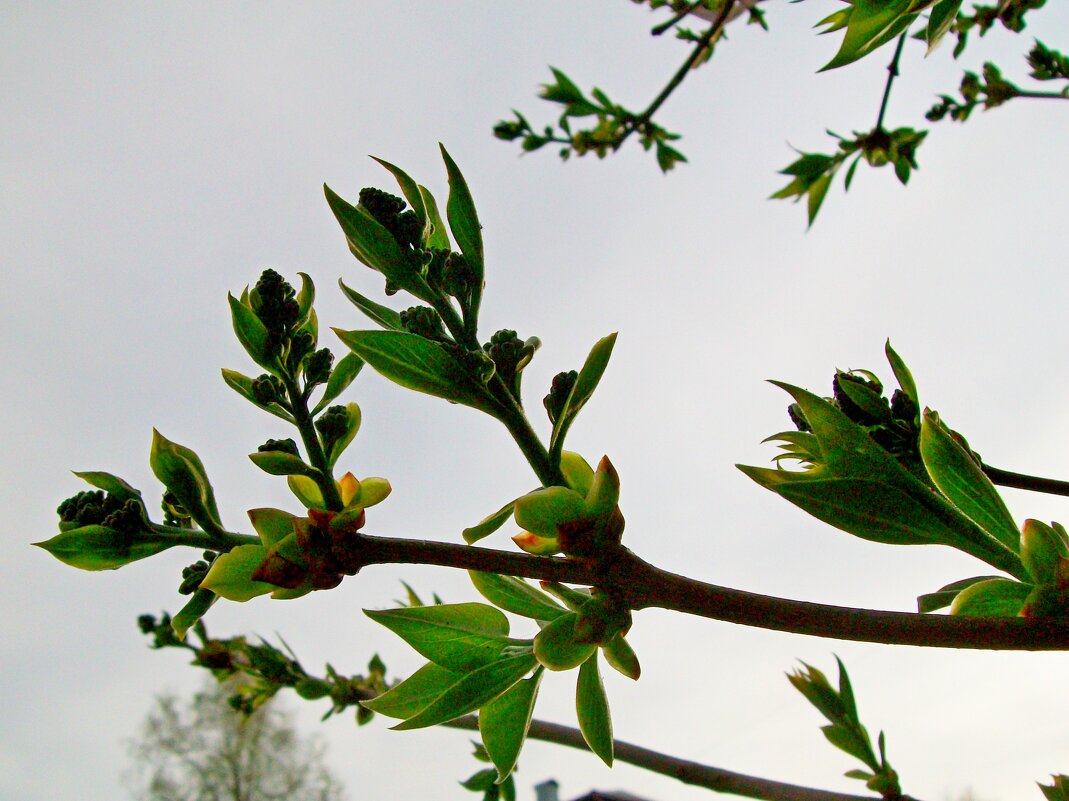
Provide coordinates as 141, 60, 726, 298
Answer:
303, 347, 334, 387
161, 490, 191, 528
544, 370, 578, 424
315, 405, 350, 452
484, 329, 538, 400
57, 490, 145, 533
252, 269, 300, 352
399, 305, 446, 340
178, 551, 218, 595
257, 438, 300, 456
252, 373, 286, 405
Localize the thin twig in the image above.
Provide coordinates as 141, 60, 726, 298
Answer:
983, 463, 1069, 497
444, 715, 920, 801
875, 32, 908, 131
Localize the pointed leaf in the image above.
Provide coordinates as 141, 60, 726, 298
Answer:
480, 669, 543, 781
247, 508, 298, 548
364, 603, 513, 672
926, 0, 963, 52
950, 578, 1032, 617
576, 655, 613, 766
34, 525, 175, 571
338, 279, 403, 330
418, 184, 451, 250
884, 340, 918, 407
328, 402, 362, 466
822, 1, 917, 71
249, 450, 318, 478
393, 653, 536, 731
550, 333, 617, 456
534, 612, 595, 671
335, 329, 498, 413
287, 475, 324, 510
149, 430, 224, 534
916, 575, 1004, 613
171, 588, 218, 640
72, 471, 142, 503
602, 634, 641, 680
469, 572, 568, 621
439, 144, 484, 292
228, 293, 279, 375
311, 352, 365, 415
920, 410, 1020, 553
361, 662, 462, 719
464, 500, 517, 544
201, 544, 275, 602
371, 156, 427, 229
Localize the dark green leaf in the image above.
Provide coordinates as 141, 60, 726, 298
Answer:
926, 0, 963, 52
338, 280, 404, 330
34, 525, 175, 571
822, 0, 918, 71
460, 769, 498, 792
920, 410, 1020, 553
469, 572, 568, 621
884, 340, 918, 408
463, 500, 517, 544
480, 669, 543, 781
549, 333, 617, 456
364, 603, 513, 672
228, 293, 279, 375
807, 173, 833, 226
439, 144, 484, 312
149, 430, 224, 534
361, 662, 462, 719
393, 653, 537, 730
335, 329, 499, 414
311, 352, 365, 415
601, 633, 641, 680
418, 184, 451, 250
1021, 520, 1069, 585
327, 402, 362, 466
576, 655, 613, 766
371, 156, 428, 231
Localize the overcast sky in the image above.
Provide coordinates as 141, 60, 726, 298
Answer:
4, 3, 1069, 801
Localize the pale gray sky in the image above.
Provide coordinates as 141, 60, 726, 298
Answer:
4, 3, 1069, 801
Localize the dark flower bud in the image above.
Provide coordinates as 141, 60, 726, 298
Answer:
137, 614, 158, 634
441, 251, 474, 297
787, 402, 812, 432
304, 348, 334, 387
253, 269, 300, 334
493, 119, 526, 141
392, 210, 422, 251
358, 187, 406, 226
890, 389, 918, 425
258, 438, 300, 456
544, 370, 578, 424
399, 306, 445, 341
102, 497, 147, 534
315, 405, 350, 451
251, 374, 285, 406
832, 371, 890, 426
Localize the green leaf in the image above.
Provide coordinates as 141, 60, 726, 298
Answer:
327, 402, 362, 466
220, 369, 294, 423
576, 654, 613, 766
200, 544, 275, 602
549, 333, 617, 457
1021, 520, 1069, 585
439, 144, 484, 314
916, 575, 1004, 613
821, 0, 918, 71
601, 633, 641, 680
480, 669, 543, 781
248, 450, 318, 478
149, 430, 224, 534
295, 271, 315, 324
393, 653, 537, 730
334, 329, 499, 414
361, 662, 462, 719
822, 724, 877, 769
740, 384, 1027, 579
920, 410, 1020, 553
807, 172, 833, 226
364, 603, 513, 672
469, 572, 568, 621
371, 156, 427, 231
228, 293, 279, 375
338, 279, 404, 330
513, 486, 586, 539
560, 451, 595, 495
926, 0, 963, 52
324, 184, 429, 298
418, 184, 451, 250
460, 769, 499, 792
72, 471, 143, 503
534, 612, 596, 671
464, 500, 517, 544
287, 475, 324, 510
950, 578, 1032, 617
884, 340, 918, 409
311, 352, 365, 415
171, 588, 218, 640
34, 525, 175, 571
247, 508, 298, 548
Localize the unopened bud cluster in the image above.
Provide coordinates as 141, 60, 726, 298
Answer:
179, 551, 218, 595
544, 370, 578, 424
58, 490, 145, 533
